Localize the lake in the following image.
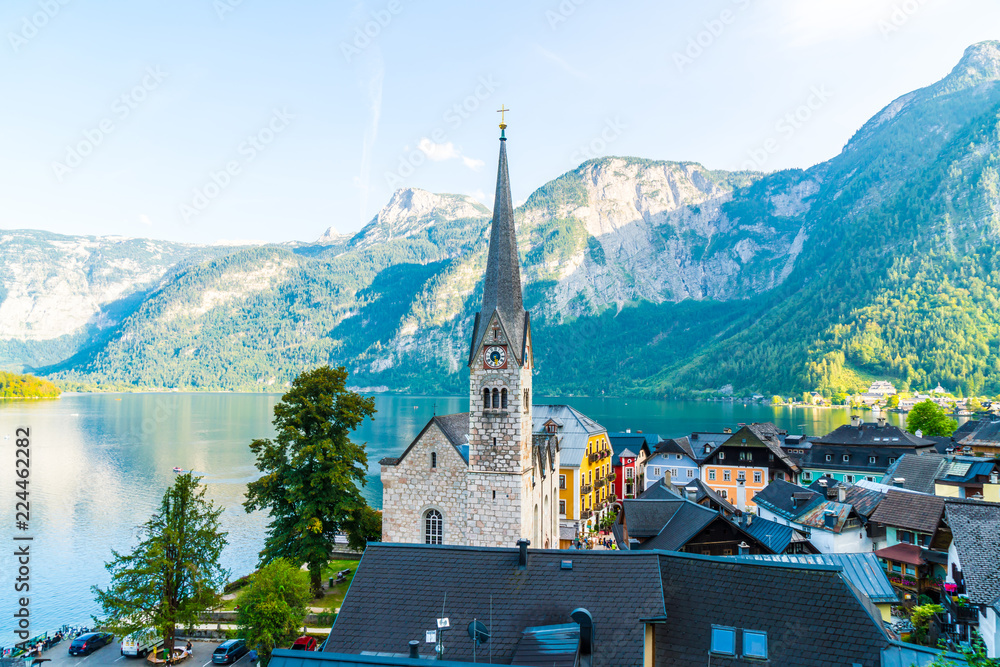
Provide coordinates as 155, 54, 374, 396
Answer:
0, 392, 906, 647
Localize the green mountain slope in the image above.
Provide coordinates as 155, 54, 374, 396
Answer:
6, 42, 1000, 397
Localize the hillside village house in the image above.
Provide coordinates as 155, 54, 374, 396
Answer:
699, 423, 801, 510
643, 436, 700, 489
955, 416, 1000, 458
943, 498, 1000, 658
753, 479, 873, 554
533, 404, 611, 534
883, 452, 1000, 501
870, 490, 950, 600
608, 431, 656, 499
798, 416, 937, 485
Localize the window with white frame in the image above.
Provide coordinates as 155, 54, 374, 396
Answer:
687, 469, 695, 478
424, 509, 443, 545
625, 467, 634, 479
723, 470, 731, 481
708, 469, 716, 481
753, 471, 762, 484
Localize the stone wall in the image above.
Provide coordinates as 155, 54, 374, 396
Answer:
381, 421, 469, 544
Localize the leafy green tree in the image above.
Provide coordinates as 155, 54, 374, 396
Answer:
887, 394, 900, 409
245, 366, 377, 595
771, 395, 783, 405
343, 505, 382, 552
93, 474, 228, 657
235, 559, 311, 667
909, 603, 944, 646
924, 631, 998, 666
907, 400, 958, 437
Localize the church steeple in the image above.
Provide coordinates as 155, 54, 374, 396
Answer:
469, 120, 529, 366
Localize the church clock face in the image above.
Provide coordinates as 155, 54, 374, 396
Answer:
484, 346, 507, 369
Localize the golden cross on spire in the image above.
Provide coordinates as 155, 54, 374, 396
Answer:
497, 105, 509, 129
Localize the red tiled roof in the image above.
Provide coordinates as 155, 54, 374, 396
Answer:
874, 543, 924, 566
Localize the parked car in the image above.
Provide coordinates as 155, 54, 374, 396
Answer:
212, 639, 248, 664
121, 629, 163, 658
290, 636, 317, 651
69, 632, 114, 656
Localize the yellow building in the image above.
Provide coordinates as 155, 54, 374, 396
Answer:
534, 404, 611, 536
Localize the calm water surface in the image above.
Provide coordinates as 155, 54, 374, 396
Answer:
0, 392, 904, 646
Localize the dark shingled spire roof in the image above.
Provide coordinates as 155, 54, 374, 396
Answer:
469, 133, 529, 365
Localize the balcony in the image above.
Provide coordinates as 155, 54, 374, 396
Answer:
607, 472, 617, 482
595, 477, 605, 488
580, 484, 593, 494
580, 510, 593, 519
588, 453, 599, 464
943, 591, 980, 625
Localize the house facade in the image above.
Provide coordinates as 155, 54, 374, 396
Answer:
609, 432, 656, 499
643, 436, 699, 489
700, 424, 800, 510
943, 498, 1000, 658
753, 479, 872, 554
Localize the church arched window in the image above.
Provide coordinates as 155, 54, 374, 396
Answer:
424, 509, 443, 545
492, 388, 500, 409
430, 451, 437, 469
483, 388, 490, 409
501, 388, 508, 409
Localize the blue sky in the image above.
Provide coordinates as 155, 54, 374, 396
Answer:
0, 0, 997, 244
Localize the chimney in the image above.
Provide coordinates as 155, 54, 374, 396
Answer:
823, 511, 836, 529
877, 416, 887, 427
826, 486, 837, 500
851, 415, 861, 428
724, 427, 732, 434
408, 641, 420, 659
571, 609, 595, 667
626, 428, 631, 433
685, 486, 698, 501
893, 478, 905, 488
837, 486, 846, 502
517, 538, 530, 569
737, 540, 750, 556
990, 472, 999, 485
736, 478, 746, 511
915, 429, 923, 438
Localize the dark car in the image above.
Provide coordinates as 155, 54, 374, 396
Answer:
69, 632, 114, 656
290, 636, 317, 651
212, 639, 248, 664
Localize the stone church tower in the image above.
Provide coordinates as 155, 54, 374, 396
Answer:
379, 120, 558, 549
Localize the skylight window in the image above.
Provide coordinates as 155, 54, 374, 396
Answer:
710, 626, 736, 656
743, 630, 768, 659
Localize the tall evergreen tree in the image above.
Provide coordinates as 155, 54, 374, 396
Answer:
93, 474, 228, 657
244, 365, 376, 595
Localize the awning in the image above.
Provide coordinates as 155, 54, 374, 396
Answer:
874, 543, 924, 566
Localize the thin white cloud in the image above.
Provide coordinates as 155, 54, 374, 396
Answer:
776, 0, 909, 47
356, 51, 385, 224
462, 156, 485, 170
534, 45, 589, 80
139, 214, 153, 226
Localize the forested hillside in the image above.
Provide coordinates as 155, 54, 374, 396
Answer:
3, 42, 1000, 397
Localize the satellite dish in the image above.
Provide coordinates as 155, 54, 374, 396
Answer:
468, 620, 490, 646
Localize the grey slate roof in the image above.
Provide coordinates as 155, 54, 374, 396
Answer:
840, 484, 888, 519
621, 499, 685, 538
638, 502, 719, 551
814, 422, 935, 448
324, 544, 666, 665
728, 552, 899, 604
531, 404, 606, 467
680, 478, 739, 515
879, 453, 947, 493
958, 417, 1000, 446
655, 553, 890, 666
379, 413, 470, 466
944, 498, 1000, 605
752, 479, 823, 520
800, 443, 918, 475
508, 623, 578, 667
469, 137, 528, 366
869, 489, 945, 534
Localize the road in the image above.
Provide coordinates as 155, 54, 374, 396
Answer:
36, 639, 249, 667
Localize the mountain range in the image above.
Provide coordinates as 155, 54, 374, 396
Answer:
3, 41, 1000, 397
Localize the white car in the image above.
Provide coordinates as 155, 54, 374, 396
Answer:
121, 629, 164, 658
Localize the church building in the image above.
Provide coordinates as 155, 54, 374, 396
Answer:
379, 119, 559, 549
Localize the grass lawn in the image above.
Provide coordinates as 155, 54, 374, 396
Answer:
218, 558, 360, 614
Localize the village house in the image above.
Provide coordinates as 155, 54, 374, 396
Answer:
608, 431, 657, 499
699, 423, 801, 510
954, 415, 1000, 458
942, 498, 1000, 658
798, 416, 937, 485
753, 479, 872, 554
313, 541, 938, 666
884, 452, 1000, 501
869, 490, 950, 602
642, 435, 699, 489
533, 404, 611, 535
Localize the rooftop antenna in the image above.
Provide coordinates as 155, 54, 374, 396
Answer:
433, 401, 437, 416
468, 619, 490, 663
